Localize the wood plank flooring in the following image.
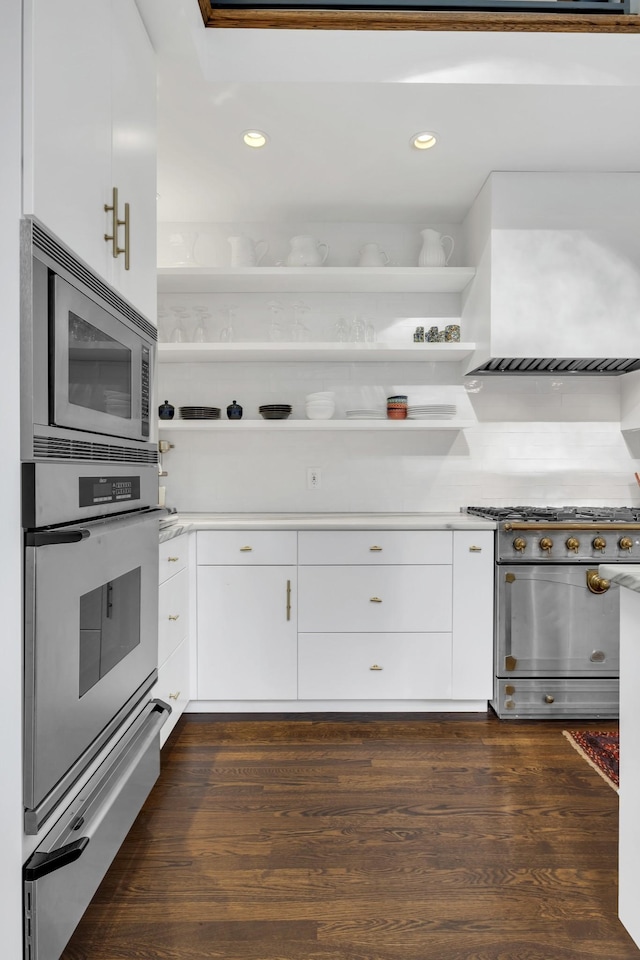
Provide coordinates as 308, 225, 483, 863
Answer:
62, 712, 639, 960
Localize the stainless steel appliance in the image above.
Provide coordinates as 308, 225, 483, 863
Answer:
20, 217, 156, 462
465, 506, 638, 719
20, 220, 169, 960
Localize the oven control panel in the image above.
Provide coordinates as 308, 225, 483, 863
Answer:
498, 526, 640, 562
79, 475, 141, 507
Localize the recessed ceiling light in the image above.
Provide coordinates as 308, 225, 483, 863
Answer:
411, 132, 437, 151
243, 130, 268, 149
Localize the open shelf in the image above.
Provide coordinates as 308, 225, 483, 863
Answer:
158, 341, 476, 363
158, 419, 474, 432
157, 265, 476, 295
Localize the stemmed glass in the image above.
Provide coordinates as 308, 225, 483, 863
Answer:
290, 301, 311, 342
267, 300, 286, 342
219, 306, 236, 343
169, 306, 190, 343
192, 305, 211, 343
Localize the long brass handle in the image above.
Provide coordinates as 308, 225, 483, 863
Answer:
369, 664, 383, 671
168, 691, 181, 700
369, 546, 383, 552
104, 186, 119, 259
286, 579, 291, 621
168, 614, 180, 621
240, 546, 253, 552
119, 200, 130, 270
370, 597, 383, 603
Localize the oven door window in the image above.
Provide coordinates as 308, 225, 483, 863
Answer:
69, 313, 132, 421
79, 567, 141, 697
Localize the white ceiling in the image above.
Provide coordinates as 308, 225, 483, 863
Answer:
137, 0, 640, 224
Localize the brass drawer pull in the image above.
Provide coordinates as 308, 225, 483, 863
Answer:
369, 664, 383, 671
167, 556, 179, 562
240, 546, 253, 552
168, 614, 180, 621
469, 545, 482, 552
370, 597, 383, 603
369, 546, 383, 552
168, 691, 181, 700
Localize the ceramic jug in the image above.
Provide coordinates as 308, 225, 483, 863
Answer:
418, 229, 455, 268
358, 243, 389, 267
228, 235, 268, 267
286, 236, 329, 267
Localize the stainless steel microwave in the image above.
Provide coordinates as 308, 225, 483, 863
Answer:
21, 218, 157, 464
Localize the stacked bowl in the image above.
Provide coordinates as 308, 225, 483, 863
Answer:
259, 404, 292, 420
305, 391, 335, 420
386, 395, 408, 419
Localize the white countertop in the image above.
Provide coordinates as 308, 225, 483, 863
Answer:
600, 563, 640, 594
159, 511, 496, 542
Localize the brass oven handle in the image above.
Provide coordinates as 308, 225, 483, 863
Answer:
286, 579, 291, 621
586, 569, 610, 594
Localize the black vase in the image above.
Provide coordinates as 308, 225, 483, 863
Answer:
227, 400, 243, 420
158, 400, 175, 420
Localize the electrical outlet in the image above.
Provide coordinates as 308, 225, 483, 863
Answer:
307, 468, 322, 490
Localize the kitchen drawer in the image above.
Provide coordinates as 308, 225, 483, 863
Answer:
492, 678, 619, 720
298, 530, 452, 565
298, 565, 452, 633
159, 568, 189, 666
197, 530, 297, 566
159, 534, 188, 584
298, 633, 452, 700
155, 636, 190, 746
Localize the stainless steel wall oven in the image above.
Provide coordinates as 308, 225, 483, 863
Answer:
20, 219, 169, 960
465, 506, 634, 719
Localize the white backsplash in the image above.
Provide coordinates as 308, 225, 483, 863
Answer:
158, 354, 639, 512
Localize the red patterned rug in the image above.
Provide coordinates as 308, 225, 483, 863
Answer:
563, 730, 619, 793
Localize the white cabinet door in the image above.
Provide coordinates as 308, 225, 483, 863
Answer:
158, 568, 189, 667
197, 566, 298, 700
109, 0, 157, 320
155, 636, 190, 747
452, 531, 494, 699
298, 565, 452, 633
24, 0, 112, 277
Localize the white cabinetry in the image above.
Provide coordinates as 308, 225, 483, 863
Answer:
156, 535, 190, 745
193, 527, 493, 709
196, 532, 298, 700
23, 0, 157, 319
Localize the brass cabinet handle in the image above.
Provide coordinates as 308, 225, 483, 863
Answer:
168, 691, 181, 700
369, 664, 383, 671
286, 579, 291, 621
469, 545, 482, 552
369, 546, 383, 552
167, 556, 179, 562
369, 597, 383, 603
240, 546, 253, 552
104, 186, 129, 268
168, 614, 180, 621
586, 569, 610, 594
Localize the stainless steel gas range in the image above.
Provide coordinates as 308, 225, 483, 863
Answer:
465, 506, 640, 719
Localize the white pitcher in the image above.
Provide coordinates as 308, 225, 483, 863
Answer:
358, 243, 389, 267
286, 236, 329, 267
228, 235, 268, 267
418, 229, 455, 267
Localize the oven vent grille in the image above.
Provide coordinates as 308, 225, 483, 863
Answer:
467, 357, 640, 376
33, 436, 158, 464
30, 220, 157, 342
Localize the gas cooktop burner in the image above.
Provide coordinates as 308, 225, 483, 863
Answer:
466, 505, 640, 522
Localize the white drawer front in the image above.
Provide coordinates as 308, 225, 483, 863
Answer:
159, 534, 188, 584
299, 633, 452, 700
159, 568, 189, 666
197, 530, 297, 566
156, 637, 190, 746
298, 565, 451, 633
298, 530, 452, 565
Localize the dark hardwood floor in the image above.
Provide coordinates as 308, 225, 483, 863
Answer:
62, 712, 638, 960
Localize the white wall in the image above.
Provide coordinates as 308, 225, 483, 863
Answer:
1, 1, 27, 955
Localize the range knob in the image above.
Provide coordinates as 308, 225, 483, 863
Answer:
592, 536, 607, 552
513, 537, 527, 553
619, 537, 633, 552
539, 537, 553, 553
565, 537, 580, 553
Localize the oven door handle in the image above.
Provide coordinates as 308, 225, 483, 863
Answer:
23, 837, 90, 881
26, 528, 90, 547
